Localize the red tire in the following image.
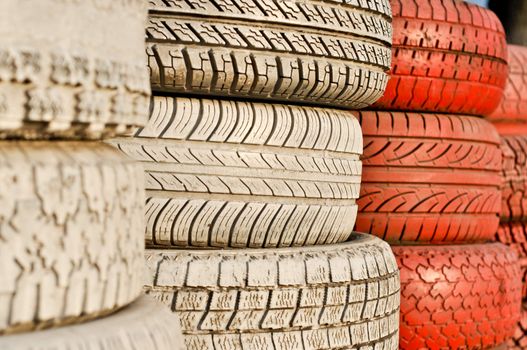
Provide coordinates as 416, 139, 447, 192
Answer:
501, 136, 527, 222
394, 243, 522, 350
374, 0, 508, 116
509, 305, 527, 350
489, 45, 527, 128
496, 222, 527, 300
356, 111, 502, 243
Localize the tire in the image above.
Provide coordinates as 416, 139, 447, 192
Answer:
355, 111, 502, 243
373, 0, 507, 116
0, 0, 150, 139
146, 0, 391, 109
144, 233, 400, 350
509, 305, 527, 350
0, 297, 185, 350
489, 45, 527, 126
0, 142, 144, 335
496, 223, 527, 300
500, 136, 527, 222
109, 96, 362, 248
394, 243, 522, 350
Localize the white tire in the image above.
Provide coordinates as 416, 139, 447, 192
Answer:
0, 142, 144, 334
0, 0, 150, 138
0, 296, 185, 350
110, 96, 363, 248
145, 233, 400, 350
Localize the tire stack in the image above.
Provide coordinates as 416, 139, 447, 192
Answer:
355, 0, 523, 349
489, 44, 527, 349
0, 1, 184, 349
110, 0, 402, 349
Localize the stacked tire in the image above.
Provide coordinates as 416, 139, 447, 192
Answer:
491, 44, 527, 350
355, 1, 523, 349
0, 1, 184, 349
110, 1, 402, 349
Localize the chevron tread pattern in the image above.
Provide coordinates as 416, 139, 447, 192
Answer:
356, 111, 502, 243
110, 96, 362, 248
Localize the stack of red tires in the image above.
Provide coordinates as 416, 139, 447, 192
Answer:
355, 0, 523, 348
491, 44, 527, 349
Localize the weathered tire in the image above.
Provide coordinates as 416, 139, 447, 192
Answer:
373, 0, 507, 115
0, 142, 144, 334
394, 243, 522, 350
0, 0, 150, 139
146, 0, 391, 109
496, 223, 527, 300
0, 297, 185, 350
110, 96, 362, 248
509, 305, 527, 350
500, 135, 527, 222
145, 233, 400, 350
356, 111, 502, 243
489, 45, 527, 126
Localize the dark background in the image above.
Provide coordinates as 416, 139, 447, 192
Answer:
488, 0, 527, 45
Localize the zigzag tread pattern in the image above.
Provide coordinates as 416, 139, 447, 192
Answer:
0, 142, 145, 335
0, 297, 185, 350
144, 234, 401, 350
355, 111, 501, 243
496, 222, 527, 301
489, 45, 527, 122
500, 135, 527, 222
146, 0, 392, 107
374, 0, 507, 115
509, 305, 527, 350
110, 96, 362, 248
394, 243, 522, 350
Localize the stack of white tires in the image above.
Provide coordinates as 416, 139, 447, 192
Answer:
111, 1, 401, 349
0, 1, 184, 349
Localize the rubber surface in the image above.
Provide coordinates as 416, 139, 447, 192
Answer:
496, 222, 527, 300
0, 0, 150, 139
510, 305, 527, 350
145, 233, 400, 350
146, 0, 391, 109
356, 111, 502, 243
0, 142, 144, 335
500, 135, 527, 222
110, 96, 363, 248
374, 0, 508, 116
489, 45, 527, 124
394, 243, 522, 350
0, 297, 185, 350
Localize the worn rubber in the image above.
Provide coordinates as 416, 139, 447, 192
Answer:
0, 142, 144, 335
373, 0, 507, 115
146, 0, 392, 109
394, 243, 522, 350
110, 96, 362, 248
356, 111, 502, 243
0, 0, 150, 139
0, 297, 185, 350
510, 305, 527, 350
500, 135, 527, 222
496, 222, 527, 300
145, 233, 400, 350
489, 45, 527, 124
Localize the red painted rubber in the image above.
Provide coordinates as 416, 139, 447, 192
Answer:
509, 305, 527, 350
501, 136, 527, 222
489, 45, 527, 124
356, 111, 502, 243
496, 222, 527, 300
394, 243, 522, 350
374, 0, 508, 116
